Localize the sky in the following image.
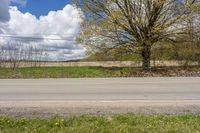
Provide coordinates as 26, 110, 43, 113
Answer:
10, 0, 71, 18
0, 0, 85, 61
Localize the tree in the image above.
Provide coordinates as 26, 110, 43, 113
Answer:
75, 0, 199, 70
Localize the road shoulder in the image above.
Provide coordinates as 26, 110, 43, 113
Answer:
1, 100, 200, 117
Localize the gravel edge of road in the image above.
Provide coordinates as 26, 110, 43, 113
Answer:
1, 100, 200, 117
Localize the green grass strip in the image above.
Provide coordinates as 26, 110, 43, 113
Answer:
0, 115, 200, 133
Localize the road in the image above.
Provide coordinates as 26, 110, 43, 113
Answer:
0, 77, 200, 116
0, 78, 200, 101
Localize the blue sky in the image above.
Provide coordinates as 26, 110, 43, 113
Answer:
10, 0, 71, 17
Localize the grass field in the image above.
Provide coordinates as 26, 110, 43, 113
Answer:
0, 66, 200, 78
0, 115, 200, 133
0, 67, 128, 78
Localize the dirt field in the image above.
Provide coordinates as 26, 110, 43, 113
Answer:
0, 60, 199, 68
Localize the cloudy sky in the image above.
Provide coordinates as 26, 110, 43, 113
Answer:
0, 0, 85, 61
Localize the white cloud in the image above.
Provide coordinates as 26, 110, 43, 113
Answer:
0, 5, 85, 61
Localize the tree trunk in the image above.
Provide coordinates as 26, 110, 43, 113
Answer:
141, 45, 151, 70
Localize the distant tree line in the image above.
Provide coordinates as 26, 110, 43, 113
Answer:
0, 42, 47, 69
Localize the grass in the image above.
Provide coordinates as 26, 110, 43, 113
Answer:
0, 66, 199, 78
0, 67, 139, 78
0, 115, 200, 133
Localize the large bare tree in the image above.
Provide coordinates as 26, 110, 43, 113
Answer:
75, 0, 199, 70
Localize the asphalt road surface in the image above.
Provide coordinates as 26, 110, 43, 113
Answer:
0, 78, 200, 101
0, 77, 200, 116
